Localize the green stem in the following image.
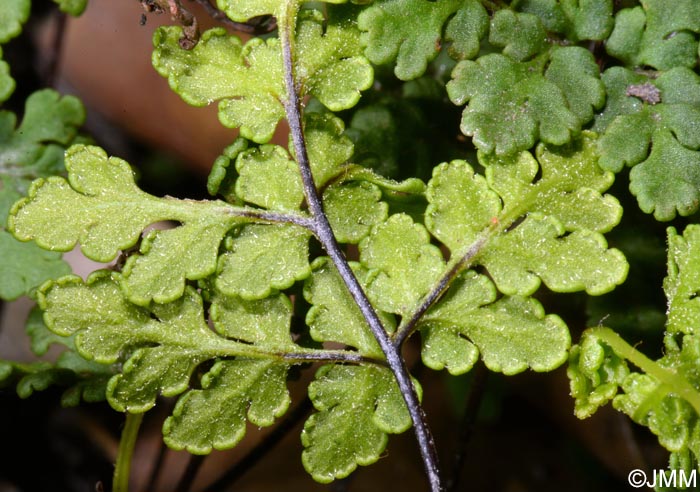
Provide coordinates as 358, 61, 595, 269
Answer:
393, 161, 581, 346
159, 198, 315, 230
200, 337, 386, 366
281, 350, 388, 367
590, 326, 700, 416
113, 412, 144, 492
393, 233, 491, 346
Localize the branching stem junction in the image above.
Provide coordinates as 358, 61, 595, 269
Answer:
278, 2, 443, 491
